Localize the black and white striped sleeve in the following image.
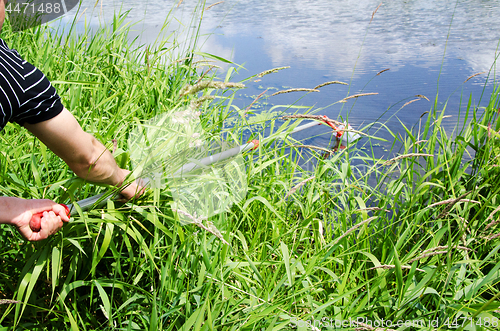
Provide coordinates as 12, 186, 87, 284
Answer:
0, 38, 64, 132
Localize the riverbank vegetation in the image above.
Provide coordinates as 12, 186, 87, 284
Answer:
1, 4, 499, 331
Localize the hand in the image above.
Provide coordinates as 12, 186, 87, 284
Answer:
116, 169, 148, 201
9, 199, 71, 241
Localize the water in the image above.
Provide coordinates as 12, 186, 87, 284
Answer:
53, 0, 500, 155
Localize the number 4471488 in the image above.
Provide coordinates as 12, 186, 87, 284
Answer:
5, 2, 61, 14
443, 317, 499, 328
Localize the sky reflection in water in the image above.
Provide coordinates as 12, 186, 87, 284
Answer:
55, 0, 500, 154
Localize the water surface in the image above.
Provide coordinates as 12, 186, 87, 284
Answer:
55, 0, 500, 154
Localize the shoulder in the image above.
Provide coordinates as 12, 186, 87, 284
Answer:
0, 38, 63, 129
0, 38, 25, 83
0, 38, 24, 65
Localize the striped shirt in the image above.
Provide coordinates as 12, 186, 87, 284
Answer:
0, 38, 63, 132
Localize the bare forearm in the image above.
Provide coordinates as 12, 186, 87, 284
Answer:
67, 133, 126, 186
25, 108, 142, 200
25, 109, 127, 186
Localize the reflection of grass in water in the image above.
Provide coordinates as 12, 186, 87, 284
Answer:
1, 1, 500, 329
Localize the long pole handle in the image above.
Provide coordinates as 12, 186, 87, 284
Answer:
290, 121, 322, 134
172, 140, 259, 176
173, 121, 322, 175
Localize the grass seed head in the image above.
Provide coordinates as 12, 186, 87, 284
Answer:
190, 95, 215, 109
271, 88, 319, 97
370, 265, 425, 272
370, 2, 383, 24
355, 207, 391, 213
333, 216, 377, 246
205, 1, 224, 11
485, 205, 500, 230
407, 251, 448, 264
339, 92, 378, 103
284, 176, 315, 199
483, 233, 500, 241
427, 198, 479, 209
415, 94, 430, 101
401, 98, 422, 109
0, 299, 21, 305
376, 68, 390, 75
180, 81, 245, 97
173, 209, 229, 245
464, 71, 486, 83
313, 80, 348, 89
257, 66, 290, 78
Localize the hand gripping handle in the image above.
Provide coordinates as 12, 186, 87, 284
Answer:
29, 204, 71, 232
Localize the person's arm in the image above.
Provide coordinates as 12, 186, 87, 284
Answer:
0, 196, 70, 241
24, 108, 142, 200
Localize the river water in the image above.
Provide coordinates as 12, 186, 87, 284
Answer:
54, 0, 500, 155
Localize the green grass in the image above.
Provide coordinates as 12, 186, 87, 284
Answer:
1, 3, 500, 330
